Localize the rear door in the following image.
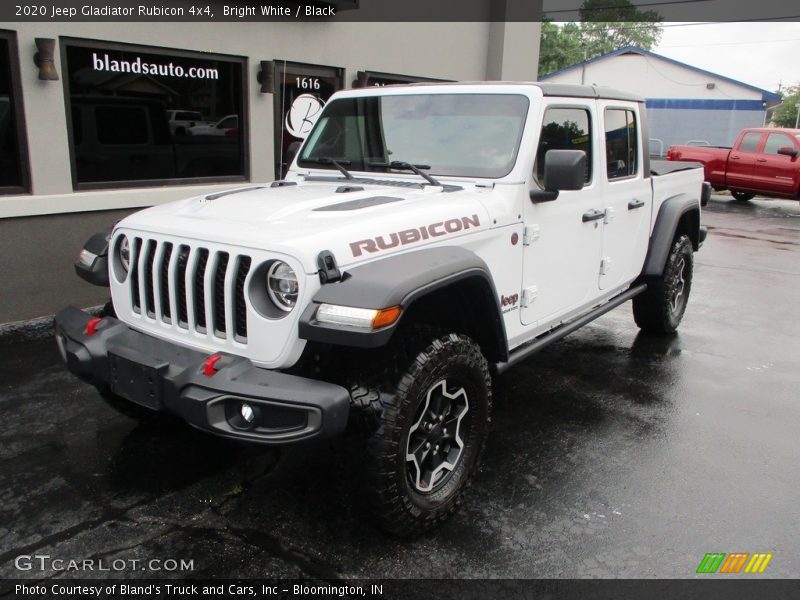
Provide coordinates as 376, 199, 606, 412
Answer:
597, 103, 651, 291
520, 101, 603, 327
752, 132, 800, 195
726, 131, 763, 190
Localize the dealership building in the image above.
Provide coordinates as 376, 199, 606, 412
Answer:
0, 15, 540, 327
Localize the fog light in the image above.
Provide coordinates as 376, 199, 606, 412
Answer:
241, 403, 255, 424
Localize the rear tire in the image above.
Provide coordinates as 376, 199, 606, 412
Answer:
731, 190, 755, 202
362, 333, 492, 537
633, 235, 694, 334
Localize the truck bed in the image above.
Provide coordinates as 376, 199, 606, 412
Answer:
650, 159, 704, 176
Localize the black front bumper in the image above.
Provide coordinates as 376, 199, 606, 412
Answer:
54, 307, 350, 445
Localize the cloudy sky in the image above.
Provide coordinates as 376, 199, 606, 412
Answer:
653, 22, 800, 93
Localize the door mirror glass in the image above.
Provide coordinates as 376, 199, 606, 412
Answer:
530, 149, 587, 203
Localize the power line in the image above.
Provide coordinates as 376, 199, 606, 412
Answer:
548, 19, 800, 34
659, 37, 800, 48
546, 0, 719, 14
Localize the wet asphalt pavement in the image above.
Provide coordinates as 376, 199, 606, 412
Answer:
1, 195, 798, 580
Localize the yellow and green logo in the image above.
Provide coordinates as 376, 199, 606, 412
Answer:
696, 552, 773, 574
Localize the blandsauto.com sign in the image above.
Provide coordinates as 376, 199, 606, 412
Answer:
91, 52, 219, 79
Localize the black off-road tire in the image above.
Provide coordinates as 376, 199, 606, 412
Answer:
731, 190, 755, 202
633, 234, 694, 334
362, 333, 492, 537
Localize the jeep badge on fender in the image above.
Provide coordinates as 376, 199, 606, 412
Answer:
56, 82, 706, 537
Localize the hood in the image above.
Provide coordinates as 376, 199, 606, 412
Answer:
117, 180, 492, 273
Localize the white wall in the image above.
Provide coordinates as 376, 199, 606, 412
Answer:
546, 52, 763, 101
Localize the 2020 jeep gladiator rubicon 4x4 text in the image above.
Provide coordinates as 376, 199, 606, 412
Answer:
56, 83, 708, 536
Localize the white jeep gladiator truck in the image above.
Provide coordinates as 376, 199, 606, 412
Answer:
56, 83, 708, 536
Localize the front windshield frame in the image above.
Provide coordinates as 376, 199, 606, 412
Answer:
297, 93, 530, 180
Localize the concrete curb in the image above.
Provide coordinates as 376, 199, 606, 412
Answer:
0, 306, 103, 344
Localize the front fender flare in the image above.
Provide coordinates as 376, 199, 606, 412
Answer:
298, 246, 507, 357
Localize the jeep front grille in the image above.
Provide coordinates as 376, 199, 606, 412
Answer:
128, 237, 252, 343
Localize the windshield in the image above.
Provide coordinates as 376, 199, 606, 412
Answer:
298, 93, 530, 179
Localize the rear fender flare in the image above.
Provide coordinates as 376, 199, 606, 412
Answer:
641, 194, 700, 277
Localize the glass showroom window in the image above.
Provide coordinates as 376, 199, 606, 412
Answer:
0, 31, 29, 194
62, 40, 246, 188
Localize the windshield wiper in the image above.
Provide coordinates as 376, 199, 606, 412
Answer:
302, 157, 354, 180
368, 160, 442, 187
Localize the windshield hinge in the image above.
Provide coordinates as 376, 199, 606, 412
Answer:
317, 250, 342, 284
523, 224, 540, 246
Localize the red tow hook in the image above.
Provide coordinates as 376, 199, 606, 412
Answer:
203, 353, 223, 377
85, 317, 103, 335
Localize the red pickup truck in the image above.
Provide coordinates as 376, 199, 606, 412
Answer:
667, 128, 800, 201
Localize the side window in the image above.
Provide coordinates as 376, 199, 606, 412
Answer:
604, 108, 638, 180
64, 41, 246, 187
763, 134, 793, 155
0, 31, 29, 193
738, 132, 762, 153
218, 116, 237, 129
535, 107, 592, 185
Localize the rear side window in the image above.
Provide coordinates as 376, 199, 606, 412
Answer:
604, 108, 638, 179
738, 132, 762, 153
536, 107, 592, 185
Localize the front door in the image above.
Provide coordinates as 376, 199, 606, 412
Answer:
753, 132, 800, 196
726, 130, 763, 190
521, 102, 603, 328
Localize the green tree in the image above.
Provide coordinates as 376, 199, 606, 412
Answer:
771, 85, 800, 128
539, 22, 583, 77
539, 0, 663, 77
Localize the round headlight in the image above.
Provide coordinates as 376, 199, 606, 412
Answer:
118, 235, 131, 272
266, 261, 298, 312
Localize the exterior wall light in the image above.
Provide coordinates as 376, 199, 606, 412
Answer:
256, 60, 274, 93
33, 38, 59, 81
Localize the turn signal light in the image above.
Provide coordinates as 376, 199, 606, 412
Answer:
372, 306, 402, 329
316, 303, 403, 330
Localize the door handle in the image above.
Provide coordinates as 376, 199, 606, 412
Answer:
582, 209, 605, 222
730, 155, 740, 160
628, 199, 645, 210
756, 158, 767, 163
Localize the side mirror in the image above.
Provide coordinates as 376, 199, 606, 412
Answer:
777, 146, 798, 158
530, 149, 586, 203
286, 141, 302, 167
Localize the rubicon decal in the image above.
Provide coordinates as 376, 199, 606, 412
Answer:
350, 215, 481, 257
696, 552, 773, 574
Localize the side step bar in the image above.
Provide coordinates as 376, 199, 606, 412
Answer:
494, 284, 648, 375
